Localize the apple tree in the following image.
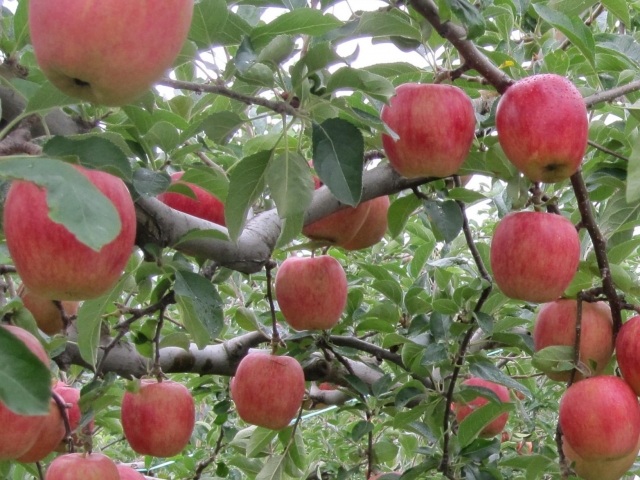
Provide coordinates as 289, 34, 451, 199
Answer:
1, 0, 640, 479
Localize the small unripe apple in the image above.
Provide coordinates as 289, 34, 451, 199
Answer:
490, 211, 580, 303
533, 300, 613, 381
53, 382, 94, 450
614, 315, 640, 396
564, 436, 640, 480
341, 196, 390, 251
275, 255, 347, 330
381, 83, 476, 178
45, 452, 120, 480
30, 0, 194, 106
496, 74, 588, 183
17, 399, 65, 463
231, 352, 305, 430
559, 376, 640, 461
452, 378, 510, 438
157, 172, 225, 226
4, 166, 137, 301
116, 465, 147, 480
20, 286, 79, 336
121, 379, 195, 457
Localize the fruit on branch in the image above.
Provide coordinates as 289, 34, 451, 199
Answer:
20, 286, 79, 336
116, 465, 147, 480
318, 382, 338, 391
516, 441, 533, 455
496, 74, 588, 183
231, 351, 305, 430
29, 0, 194, 106
121, 379, 195, 457
559, 376, 640, 461
53, 382, 94, 449
563, 436, 640, 480
533, 300, 613, 381
5, 166, 137, 301
490, 211, 580, 303
452, 378, 511, 438
341, 196, 390, 250
275, 255, 347, 330
157, 172, 226, 226
44, 452, 120, 480
380, 83, 476, 178
0, 325, 49, 460
17, 399, 65, 463
614, 315, 640, 396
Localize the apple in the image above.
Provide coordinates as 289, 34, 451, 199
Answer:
381, 83, 476, 179
0, 325, 50, 460
275, 255, 348, 330
517, 441, 533, 455
157, 172, 226, 226
30, 0, 194, 106
559, 376, 640, 461
20, 286, 79, 336
231, 351, 305, 430
45, 452, 120, 480
614, 315, 640, 396
533, 300, 613, 381
490, 211, 580, 303
453, 378, 510, 438
121, 379, 195, 457
496, 74, 588, 183
4, 165, 137, 301
116, 465, 146, 480
501, 431, 510, 443
318, 382, 338, 391
17, 399, 65, 463
564, 436, 640, 480
341, 196, 390, 251
53, 382, 94, 449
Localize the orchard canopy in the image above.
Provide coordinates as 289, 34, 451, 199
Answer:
3, 0, 640, 479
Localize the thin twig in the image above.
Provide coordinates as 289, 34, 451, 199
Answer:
265, 260, 281, 353
52, 391, 75, 454
587, 139, 629, 162
567, 293, 584, 386
192, 426, 226, 480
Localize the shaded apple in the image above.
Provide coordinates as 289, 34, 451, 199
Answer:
17, 399, 65, 463
45, 452, 120, 480
533, 300, 613, 381
452, 378, 510, 438
275, 255, 347, 330
4, 165, 137, 301
231, 352, 305, 430
564, 435, 640, 480
20, 286, 79, 336
614, 315, 640, 396
157, 172, 225, 226
116, 465, 147, 480
121, 379, 195, 457
381, 83, 476, 178
490, 211, 580, 303
496, 74, 588, 183
341, 196, 390, 251
30, 0, 194, 106
517, 441, 533, 455
53, 382, 94, 449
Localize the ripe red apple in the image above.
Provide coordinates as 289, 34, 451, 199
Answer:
452, 378, 510, 438
231, 352, 305, 430
381, 83, 476, 178
45, 452, 120, 480
533, 300, 613, 381
53, 382, 94, 449
116, 465, 146, 480
559, 376, 640, 461
157, 172, 226, 226
496, 74, 588, 183
517, 441, 533, 455
318, 382, 337, 391
121, 379, 195, 457
20, 286, 79, 336
341, 196, 390, 251
4, 165, 137, 301
17, 399, 65, 463
564, 436, 640, 480
30, 0, 194, 106
275, 255, 348, 330
490, 211, 580, 303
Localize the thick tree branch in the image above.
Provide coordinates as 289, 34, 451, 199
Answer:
584, 80, 640, 107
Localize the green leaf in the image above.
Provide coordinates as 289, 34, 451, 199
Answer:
457, 402, 513, 447
176, 295, 212, 350
626, 134, 640, 203
0, 157, 121, 251
181, 166, 229, 202
371, 280, 404, 306
600, 0, 630, 26
225, 150, 273, 242
174, 270, 224, 343
423, 200, 463, 243
469, 360, 532, 399
250, 10, 343, 49
388, 194, 422, 239
12, 0, 30, 52
132, 169, 171, 197
354, 10, 421, 40
24, 83, 78, 113
257, 35, 296, 65
448, 0, 486, 39
312, 118, 364, 206
531, 345, 576, 374
0, 327, 50, 416
189, 0, 251, 48
326, 67, 396, 103
255, 454, 285, 480
350, 420, 374, 441
247, 427, 278, 457
265, 152, 314, 219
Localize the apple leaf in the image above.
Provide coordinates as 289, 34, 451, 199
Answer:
448, 0, 486, 40
312, 118, 364, 207
247, 427, 279, 458
24, 82, 78, 113
132, 168, 172, 197
250, 9, 343, 49
626, 134, 640, 204
325, 67, 396, 103
255, 454, 286, 480
457, 402, 514, 448
422, 199, 463, 243
469, 361, 533, 399
0, 157, 121, 251
0, 327, 51, 416
265, 152, 315, 219
388, 194, 422, 239
200, 111, 247, 146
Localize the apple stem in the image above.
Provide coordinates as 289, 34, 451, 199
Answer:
52, 391, 75, 454
265, 260, 281, 354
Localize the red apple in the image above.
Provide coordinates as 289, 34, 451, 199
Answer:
318, 382, 337, 391
517, 441, 533, 455
614, 315, 640, 396
121, 379, 195, 457
496, 74, 588, 183
4, 165, 137, 301
116, 465, 146, 480
157, 172, 225, 226
564, 436, 640, 480
453, 378, 510, 438
17, 399, 65, 463
30, 0, 194, 106
0, 325, 49, 460
490, 211, 580, 303
381, 83, 476, 178
341, 196, 390, 251
231, 352, 305, 430
559, 376, 640, 461
533, 300, 613, 381
20, 286, 79, 336
275, 255, 347, 330
45, 452, 120, 480
53, 382, 94, 449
